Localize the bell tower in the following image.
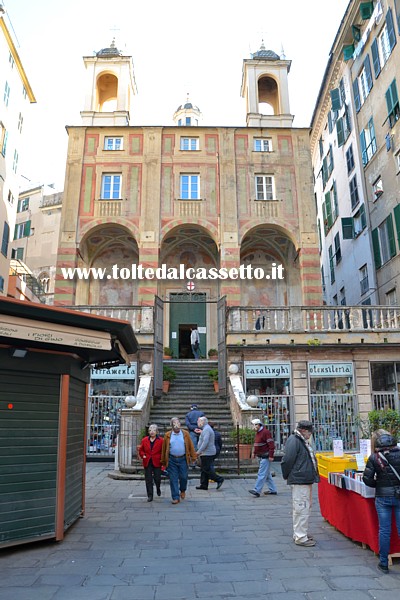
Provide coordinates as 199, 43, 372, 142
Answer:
80, 39, 137, 126
241, 41, 293, 128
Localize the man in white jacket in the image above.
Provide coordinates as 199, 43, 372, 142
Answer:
195, 417, 224, 491
190, 327, 200, 359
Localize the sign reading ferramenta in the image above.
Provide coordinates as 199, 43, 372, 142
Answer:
245, 362, 291, 378
308, 363, 353, 377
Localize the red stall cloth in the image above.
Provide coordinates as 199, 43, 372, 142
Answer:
318, 476, 400, 554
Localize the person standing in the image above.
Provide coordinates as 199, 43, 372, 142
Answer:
195, 416, 224, 490
190, 327, 200, 359
161, 417, 197, 504
248, 418, 277, 497
185, 403, 205, 451
138, 424, 163, 502
281, 420, 320, 547
363, 431, 400, 574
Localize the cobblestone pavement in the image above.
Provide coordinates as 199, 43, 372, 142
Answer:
0, 463, 399, 599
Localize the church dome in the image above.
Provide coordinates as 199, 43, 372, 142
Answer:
251, 41, 280, 60
96, 39, 122, 58
176, 101, 200, 112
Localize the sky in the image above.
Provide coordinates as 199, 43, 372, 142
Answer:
4, 0, 350, 191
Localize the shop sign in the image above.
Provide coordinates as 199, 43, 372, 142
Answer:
91, 363, 137, 379
308, 362, 353, 377
245, 362, 291, 378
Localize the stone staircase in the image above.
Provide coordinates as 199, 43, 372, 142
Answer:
149, 360, 257, 474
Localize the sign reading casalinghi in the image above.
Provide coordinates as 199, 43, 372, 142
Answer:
245, 362, 291, 378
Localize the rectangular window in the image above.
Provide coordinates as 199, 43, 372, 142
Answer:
354, 204, 367, 236
373, 215, 396, 268
349, 175, 359, 210
358, 56, 373, 105
22, 86, 27, 99
334, 232, 341, 264
17, 197, 29, 213
14, 220, 31, 240
378, 22, 391, 65
17, 112, 23, 133
328, 245, 335, 284
386, 288, 397, 306
3, 81, 10, 106
180, 137, 199, 151
255, 175, 275, 201
373, 176, 383, 201
104, 137, 123, 151
385, 79, 400, 128
318, 136, 323, 159
11, 247, 24, 260
0, 276, 4, 292
254, 138, 272, 152
1, 222, 9, 257
7, 190, 14, 205
346, 145, 355, 174
101, 174, 122, 199
9, 52, 14, 68
360, 118, 377, 166
185, 117, 191, 125
1, 129, 8, 156
180, 174, 200, 200
12, 150, 18, 173
359, 264, 369, 295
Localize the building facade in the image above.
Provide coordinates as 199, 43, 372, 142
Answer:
0, 7, 36, 296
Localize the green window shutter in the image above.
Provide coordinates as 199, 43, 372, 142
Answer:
386, 86, 394, 117
371, 39, 381, 78
13, 224, 18, 240
360, 130, 367, 165
24, 220, 31, 237
343, 44, 355, 60
394, 204, 400, 247
330, 88, 342, 112
325, 192, 333, 228
317, 219, 322, 252
336, 117, 345, 147
328, 245, 335, 284
353, 78, 361, 112
360, 204, 367, 230
395, 0, 400, 35
387, 213, 396, 258
342, 217, 354, 240
352, 25, 361, 42
372, 228, 382, 269
333, 180, 339, 218
364, 55, 373, 93
334, 232, 341, 264
387, 8, 397, 51
328, 111, 333, 133
360, 2, 373, 20
322, 156, 328, 187
322, 201, 328, 235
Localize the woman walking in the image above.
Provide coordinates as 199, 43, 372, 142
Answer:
138, 424, 163, 502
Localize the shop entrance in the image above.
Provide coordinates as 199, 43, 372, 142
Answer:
169, 293, 206, 359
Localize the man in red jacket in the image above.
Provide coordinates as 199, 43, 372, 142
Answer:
248, 418, 277, 497
138, 424, 163, 502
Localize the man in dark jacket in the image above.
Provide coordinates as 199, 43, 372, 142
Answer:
185, 404, 205, 451
248, 418, 277, 497
281, 420, 320, 547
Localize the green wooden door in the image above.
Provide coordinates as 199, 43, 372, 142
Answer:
169, 294, 206, 358
0, 371, 60, 546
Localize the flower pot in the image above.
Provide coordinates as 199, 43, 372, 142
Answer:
237, 443, 252, 461
162, 381, 170, 393
213, 381, 219, 393
163, 355, 172, 360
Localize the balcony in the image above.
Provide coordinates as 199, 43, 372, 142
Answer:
250, 199, 280, 219
94, 199, 126, 217
68, 305, 154, 333
173, 199, 204, 218
227, 305, 400, 334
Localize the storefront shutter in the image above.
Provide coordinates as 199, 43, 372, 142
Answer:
387, 7, 397, 51
353, 79, 361, 112
371, 39, 381, 78
387, 213, 396, 258
342, 217, 354, 240
371, 228, 382, 269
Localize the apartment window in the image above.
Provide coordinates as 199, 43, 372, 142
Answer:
11, 247, 24, 260
14, 220, 31, 240
349, 175, 360, 210
178, 119, 182, 126
104, 137, 123, 151
360, 118, 377, 166
9, 52, 14, 68
1, 222, 9, 257
101, 174, 122, 199
17, 197, 30, 213
1, 129, 8, 156
185, 117, 191, 126
342, 204, 367, 239
340, 287, 346, 306
0, 276, 4, 292
328, 245, 335, 284
334, 232, 342, 264
346, 145, 355, 174
322, 182, 338, 235
254, 138, 272, 152
373, 177, 383, 201
372, 215, 396, 269
22, 86, 27, 99
255, 175, 274, 201
180, 137, 199, 151
3, 81, 10, 106
386, 288, 397, 306
17, 112, 23, 134
353, 56, 373, 111
318, 136, 323, 159
7, 190, 14, 205
180, 174, 200, 199
12, 150, 18, 173
385, 79, 400, 128
359, 264, 369, 295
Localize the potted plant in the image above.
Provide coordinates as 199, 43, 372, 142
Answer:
229, 427, 256, 460
163, 347, 173, 359
208, 368, 219, 393
208, 348, 218, 359
162, 365, 176, 393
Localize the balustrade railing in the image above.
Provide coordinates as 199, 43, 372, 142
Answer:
372, 391, 399, 412
227, 306, 400, 333
68, 305, 154, 333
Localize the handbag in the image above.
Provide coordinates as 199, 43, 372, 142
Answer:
378, 452, 400, 499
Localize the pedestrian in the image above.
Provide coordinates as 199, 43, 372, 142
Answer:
138, 424, 163, 502
209, 421, 223, 462
190, 326, 200, 359
161, 417, 197, 504
195, 416, 224, 490
248, 418, 277, 497
363, 430, 400, 574
185, 403, 205, 451
281, 419, 320, 547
